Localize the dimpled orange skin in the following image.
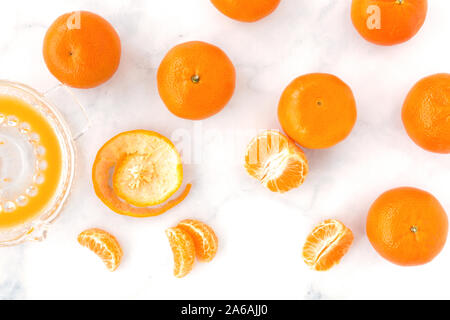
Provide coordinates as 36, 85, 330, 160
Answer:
351, 0, 428, 46
367, 187, 448, 266
157, 41, 236, 120
402, 73, 450, 154
43, 11, 121, 89
278, 73, 357, 149
210, 0, 281, 22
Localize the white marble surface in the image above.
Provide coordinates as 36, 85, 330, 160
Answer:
0, 0, 449, 300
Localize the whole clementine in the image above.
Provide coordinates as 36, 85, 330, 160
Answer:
178, 219, 219, 262
92, 130, 192, 218
157, 41, 236, 120
351, 0, 428, 46
166, 227, 196, 278
303, 219, 354, 271
43, 11, 121, 89
78, 228, 123, 272
402, 73, 450, 154
244, 130, 309, 193
278, 73, 357, 149
210, 0, 281, 22
367, 187, 448, 266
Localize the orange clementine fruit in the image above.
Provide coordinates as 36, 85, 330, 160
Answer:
351, 0, 428, 46
43, 11, 121, 88
367, 187, 448, 266
92, 130, 191, 217
278, 73, 357, 149
245, 130, 309, 193
210, 0, 281, 22
402, 73, 450, 154
78, 228, 123, 272
178, 219, 219, 262
166, 227, 196, 278
157, 41, 236, 120
303, 219, 354, 271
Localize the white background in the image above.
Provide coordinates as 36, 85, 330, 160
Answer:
0, 0, 449, 300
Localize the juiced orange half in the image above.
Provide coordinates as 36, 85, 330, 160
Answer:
92, 130, 191, 217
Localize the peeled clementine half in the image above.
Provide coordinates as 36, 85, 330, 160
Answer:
178, 219, 219, 262
43, 11, 121, 88
245, 130, 309, 193
402, 73, 450, 154
303, 219, 354, 271
278, 73, 357, 149
367, 187, 448, 266
92, 130, 191, 218
351, 0, 428, 46
157, 41, 236, 120
210, 0, 281, 22
78, 228, 123, 272
166, 227, 196, 278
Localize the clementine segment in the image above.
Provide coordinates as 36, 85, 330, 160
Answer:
351, 0, 428, 46
43, 11, 121, 88
92, 130, 191, 217
78, 228, 123, 272
303, 220, 354, 271
278, 73, 357, 149
166, 227, 196, 278
157, 41, 236, 120
245, 130, 309, 193
210, 0, 281, 22
402, 73, 450, 154
178, 219, 219, 262
367, 187, 448, 266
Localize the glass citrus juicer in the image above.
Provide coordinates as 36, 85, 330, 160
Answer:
0, 80, 89, 246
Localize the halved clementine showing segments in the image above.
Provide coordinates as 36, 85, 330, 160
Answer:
178, 219, 219, 262
166, 227, 196, 278
245, 130, 309, 193
78, 228, 123, 272
92, 130, 191, 217
302, 219, 354, 271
